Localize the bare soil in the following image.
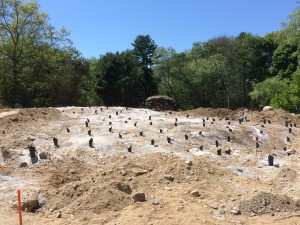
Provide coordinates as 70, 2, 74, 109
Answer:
1, 106, 300, 225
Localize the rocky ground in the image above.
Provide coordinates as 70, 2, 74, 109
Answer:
0, 106, 300, 225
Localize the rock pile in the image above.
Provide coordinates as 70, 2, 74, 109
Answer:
239, 192, 299, 216
145, 95, 178, 111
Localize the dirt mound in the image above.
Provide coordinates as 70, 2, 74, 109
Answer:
274, 167, 298, 182
250, 108, 299, 124
178, 107, 235, 118
6, 108, 60, 120
239, 192, 299, 216
0, 108, 61, 130
42, 156, 145, 215
36, 152, 231, 222
178, 107, 300, 124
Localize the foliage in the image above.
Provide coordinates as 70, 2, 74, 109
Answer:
272, 39, 298, 79
0, 0, 96, 107
249, 76, 289, 108
93, 50, 144, 107
0, 0, 71, 105
249, 2, 300, 112
154, 33, 275, 110
132, 34, 158, 97
1, 0, 300, 113
270, 70, 300, 112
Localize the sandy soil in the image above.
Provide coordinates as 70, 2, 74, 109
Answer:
0, 106, 300, 225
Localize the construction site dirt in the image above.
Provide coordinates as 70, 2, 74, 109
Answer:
1, 106, 300, 225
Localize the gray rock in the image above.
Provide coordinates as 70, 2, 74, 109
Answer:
38, 197, 47, 208
56, 212, 62, 218
191, 190, 200, 197
39, 152, 48, 159
132, 192, 146, 202
262, 106, 273, 111
20, 162, 28, 168
21, 199, 39, 212
208, 203, 219, 210
27, 136, 36, 141
114, 182, 132, 194
120, 170, 127, 176
231, 207, 241, 215
152, 199, 160, 205
50, 206, 58, 212
10, 116, 19, 122
131, 168, 148, 176
14, 103, 23, 108
145, 95, 178, 111
164, 174, 174, 181
287, 149, 296, 155
185, 160, 193, 166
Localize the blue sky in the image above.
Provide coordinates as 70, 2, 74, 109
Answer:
38, 0, 298, 58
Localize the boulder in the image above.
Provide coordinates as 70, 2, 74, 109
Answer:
39, 152, 48, 159
262, 106, 274, 111
231, 206, 241, 215
38, 196, 47, 208
113, 182, 132, 194
131, 168, 148, 176
191, 190, 200, 197
21, 199, 40, 212
164, 174, 175, 181
20, 162, 28, 168
14, 103, 23, 108
132, 192, 146, 202
145, 95, 177, 111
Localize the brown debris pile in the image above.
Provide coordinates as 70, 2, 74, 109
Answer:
239, 192, 300, 216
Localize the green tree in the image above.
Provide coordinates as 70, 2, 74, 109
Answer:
154, 45, 234, 109
154, 47, 192, 109
272, 39, 298, 79
27, 47, 91, 107
81, 57, 103, 106
95, 50, 144, 107
96, 52, 124, 106
0, 0, 69, 105
233, 32, 274, 107
249, 76, 289, 108
118, 50, 144, 106
132, 34, 157, 98
250, 2, 300, 113
186, 54, 230, 108
205, 36, 242, 108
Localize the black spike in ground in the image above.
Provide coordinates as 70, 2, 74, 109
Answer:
89, 138, 93, 147
53, 138, 59, 147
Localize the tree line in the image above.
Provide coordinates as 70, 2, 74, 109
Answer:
0, 0, 300, 112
